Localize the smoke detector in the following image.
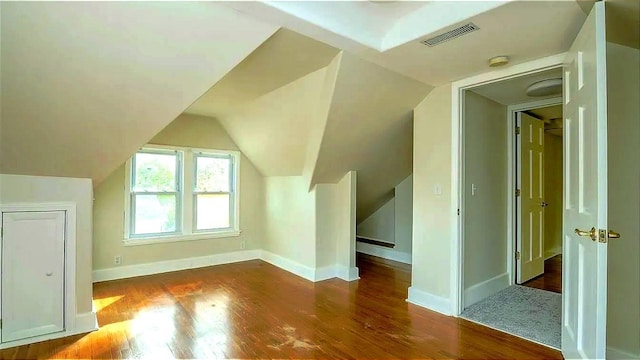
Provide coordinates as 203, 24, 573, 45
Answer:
489, 56, 510, 67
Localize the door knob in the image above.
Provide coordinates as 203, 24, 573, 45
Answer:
575, 227, 597, 241
46, 272, 53, 277
608, 230, 620, 239
541, 201, 549, 207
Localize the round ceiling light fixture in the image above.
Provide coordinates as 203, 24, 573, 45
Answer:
526, 78, 563, 97
488, 55, 509, 67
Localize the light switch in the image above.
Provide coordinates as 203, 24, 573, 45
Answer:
472, 183, 477, 196
433, 184, 442, 195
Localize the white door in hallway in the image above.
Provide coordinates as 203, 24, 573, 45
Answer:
562, 2, 609, 358
518, 112, 545, 283
1, 211, 66, 343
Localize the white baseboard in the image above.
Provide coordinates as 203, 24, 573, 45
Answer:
463, 272, 510, 308
0, 311, 98, 349
407, 286, 452, 316
544, 247, 562, 260
607, 346, 640, 360
314, 265, 339, 282
260, 250, 317, 282
93, 249, 261, 282
74, 311, 99, 334
94, 249, 359, 285
260, 252, 360, 283
356, 242, 412, 264
335, 265, 360, 281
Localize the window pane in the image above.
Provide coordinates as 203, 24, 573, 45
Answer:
196, 156, 230, 192
134, 194, 177, 234
134, 152, 177, 192
195, 194, 230, 230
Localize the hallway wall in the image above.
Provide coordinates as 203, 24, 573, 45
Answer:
410, 84, 454, 314
543, 132, 563, 259
463, 91, 508, 305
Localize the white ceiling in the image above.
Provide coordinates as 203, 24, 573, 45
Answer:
470, 68, 564, 106
528, 105, 563, 121
261, 1, 430, 49
224, 1, 589, 86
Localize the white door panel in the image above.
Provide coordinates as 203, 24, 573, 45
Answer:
562, 2, 608, 359
1, 211, 66, 343
518, 112, 545, 283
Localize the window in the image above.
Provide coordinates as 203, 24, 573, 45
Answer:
124, 145, 240, 245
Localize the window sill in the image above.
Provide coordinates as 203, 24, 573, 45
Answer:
123, 230, 241, 247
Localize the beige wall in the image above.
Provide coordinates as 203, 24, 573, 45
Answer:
303, 54, 342, 189
356, 197, 395, 243
606, 42, 640, 359
335, 171, 358, 273
355, 174, 413, 252
220, 67, 328, 177
394, 175, 413, 255
92, 114, 265, 270
412, 84, 453, 298
315, 171, 357, 273
543, 132, 563, 258
0, 174, 93, 315
463, 91, 508, 289
264, 176, 316, 268
315, 183, 338, 268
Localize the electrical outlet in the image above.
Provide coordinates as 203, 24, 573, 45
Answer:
114, 255, 122, 265
240, 241, 245, 250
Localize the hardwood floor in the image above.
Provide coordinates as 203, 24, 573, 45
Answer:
1, 255, 561, 359
522, 255, 563, 293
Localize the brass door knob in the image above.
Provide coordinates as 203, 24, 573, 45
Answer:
575, 227, 597, 241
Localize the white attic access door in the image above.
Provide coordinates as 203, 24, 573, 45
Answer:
452, 2, 612, 359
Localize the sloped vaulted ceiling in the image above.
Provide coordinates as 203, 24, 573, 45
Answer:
186, 29, 340, 120
186, 29, 340, 177
310, 53, 432, 221
0, 2, 278, 184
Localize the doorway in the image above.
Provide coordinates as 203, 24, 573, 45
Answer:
458, 69, 564, 349
516, 104, 564, 294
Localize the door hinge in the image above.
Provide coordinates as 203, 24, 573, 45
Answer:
457, 209, 460, 215
515, 189, 521, 197
515, 126, 521, 135
1, 318, 2, 329
515, 251, 521, 260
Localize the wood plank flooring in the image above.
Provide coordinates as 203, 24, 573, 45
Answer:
1, 254, 561, 359
522, 255, 563, 293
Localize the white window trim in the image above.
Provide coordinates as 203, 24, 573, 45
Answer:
123, 144, 241, 246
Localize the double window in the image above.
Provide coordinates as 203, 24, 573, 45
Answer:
124, 145, 240, 245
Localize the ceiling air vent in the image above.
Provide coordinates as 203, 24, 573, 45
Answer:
420, 23, 480, 47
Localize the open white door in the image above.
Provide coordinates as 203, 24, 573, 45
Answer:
518, 112, 545, 283
562, 2, 610, 359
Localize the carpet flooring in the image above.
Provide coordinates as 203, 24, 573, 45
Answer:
461, 285, 561, 349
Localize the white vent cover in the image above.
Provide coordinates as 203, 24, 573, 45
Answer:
420, 23, 480, 47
